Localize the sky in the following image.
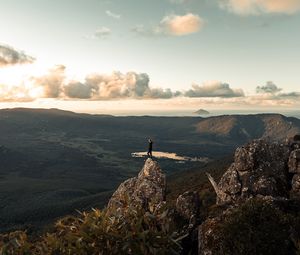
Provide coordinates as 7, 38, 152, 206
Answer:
0, 0, 300, 114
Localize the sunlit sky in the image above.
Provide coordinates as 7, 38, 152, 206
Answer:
0, 0, 300, 114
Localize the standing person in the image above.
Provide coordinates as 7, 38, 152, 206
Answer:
147, 138, 153, 158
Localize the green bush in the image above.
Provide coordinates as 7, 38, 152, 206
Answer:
210, 199, 293, 255
0, 206, 183, 255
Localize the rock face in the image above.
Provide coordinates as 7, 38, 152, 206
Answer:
209, 139, 290, 205
289, 149, 300, 173
199, 138, 300, 255
107, 158, 166, 215
104, 139, 300, 255
289, 149, 300, 193
176, 191, 200, 223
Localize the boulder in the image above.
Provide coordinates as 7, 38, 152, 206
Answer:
107, 158, 166, 215
198, 197, 292, 255
198, 217, 220, 255
208, 139, 290, 205
288, 149, 300, 174
199, 139, 300, 254
292, 174, 300, 193
176, 191, 200, 223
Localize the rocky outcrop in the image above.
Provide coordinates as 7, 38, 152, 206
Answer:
176, 191, 200, 225
289, 149, 300, 194
200, 139, 300, 255
104, 139, 300, 255
289, 149, 300, 173
208, 139, 290, 205
107, 158, 166, 215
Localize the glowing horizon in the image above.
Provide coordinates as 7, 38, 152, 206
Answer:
1, 0, 300, 113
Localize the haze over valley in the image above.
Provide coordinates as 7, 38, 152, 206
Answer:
0, 108, 299, 232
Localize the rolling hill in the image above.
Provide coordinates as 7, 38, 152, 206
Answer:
0, 107, 299, 232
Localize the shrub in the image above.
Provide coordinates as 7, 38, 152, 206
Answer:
210, 199, 293, 255
0, 206, 183, 255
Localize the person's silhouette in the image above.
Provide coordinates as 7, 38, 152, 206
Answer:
147, 138, 153, 158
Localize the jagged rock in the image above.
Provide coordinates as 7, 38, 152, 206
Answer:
209, 139, 290, 205
107, 158, 166, 215
288, 149, 300, 173
198, 208, 233, 255
198, 139, 300, 254
198, 197, 292, 255
106, 177, 137, 210
292, 174, 300, 192
176, 191, 200, 222
198, 216, 220, 255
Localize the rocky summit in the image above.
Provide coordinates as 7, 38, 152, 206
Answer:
199, 138, 300, 255
107, 158, 166, 215
208, 139, 291, 205
104, 139, 300, 254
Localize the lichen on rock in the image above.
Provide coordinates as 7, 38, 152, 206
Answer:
209, 139, 290, 205
107, 158, 166, 216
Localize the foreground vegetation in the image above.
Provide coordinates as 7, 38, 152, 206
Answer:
208, 199, 300, 255
0, 205, 184, 255
3, 197, 300, 255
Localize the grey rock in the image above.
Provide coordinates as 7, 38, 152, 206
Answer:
197, 197, 289, 255
292, 174, 300, 192
107, 158, 166, 215
200, 139, 300, 254
176, 191, 200, 222
209, 139, 290, 205
288, 149, 300, 173
198, 217, 217, 255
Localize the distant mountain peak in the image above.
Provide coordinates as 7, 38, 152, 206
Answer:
194, 109, 210, 115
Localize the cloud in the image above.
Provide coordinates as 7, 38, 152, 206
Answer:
2, 67, 299, 107
145, 88, 182, 99
26, 69, 180, 100
278, 92, 300, 98
0, 83, 34, 102
64, 81, 94, 99
0, 44, 35, 67
160, 13, 204, 36
84, 72, 149, 99
255, 81, 300, 100
220, 0, 300, 15
83, 72, 181, 99
32, 65, 65, 98
132, 13, 204, 37
94, 27, 111, 39
105, 10, 121, 19
252, 81, 300, 104
185, 81, 245, 98
256, 81, 282, 94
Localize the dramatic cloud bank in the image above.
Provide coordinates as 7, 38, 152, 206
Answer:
0, 66, 248, 102
0, 45, 35, 67
132, 13, 204, 37
27, 69, 181, 100
185, 81, 245, 98
0, 65, 299, 108
220, 0, 300, 15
